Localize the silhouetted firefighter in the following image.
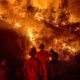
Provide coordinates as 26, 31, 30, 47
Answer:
23, 47, 43, 80
36, 43, 49, 80
47, 49, 61, 80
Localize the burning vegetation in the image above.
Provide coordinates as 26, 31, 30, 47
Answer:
0, 0, 80, 60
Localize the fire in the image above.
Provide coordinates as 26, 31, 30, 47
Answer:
28, 29, 34, 42
31, 0, 53, 9
27, 28, 38, 45
69, 14, 79, 22
34, 12, 44, 21
0, 0, 80, 60
14, 22, 22, 28
62, 43, 78, 54
7, 0, 16, 4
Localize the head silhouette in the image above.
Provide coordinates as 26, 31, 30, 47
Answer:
49, 49, 58, 61
29, 47, 36, 57
39, 43, 45, 50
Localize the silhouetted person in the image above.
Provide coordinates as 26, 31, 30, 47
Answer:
36, 43, 49, 80
47, 49, 61, 80
23, 47, 43, 80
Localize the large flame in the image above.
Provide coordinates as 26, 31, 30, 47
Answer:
0, 0, 80, 59
69, 14, 80, 22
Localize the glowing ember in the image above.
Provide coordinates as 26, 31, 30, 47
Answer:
49, 56, 52, 61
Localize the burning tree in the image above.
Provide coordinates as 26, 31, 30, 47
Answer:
34, 5, 56, 25
0, 0, 80, 59
58, 0, 70, 26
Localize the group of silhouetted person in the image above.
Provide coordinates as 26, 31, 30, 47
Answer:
0, 28, 80, 80
23, 43, 61, 80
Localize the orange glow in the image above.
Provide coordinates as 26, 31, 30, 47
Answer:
69, 14, 79, 22
49, 56, 52, 61
31, 0, 54, 9
0, 0, 80, 58
7, 0, 16, 4
28, 29, 34, 42
14, 22, 22, 28
27, 28, 39, 45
